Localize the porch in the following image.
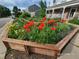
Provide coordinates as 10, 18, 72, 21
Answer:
46, 0, 79, 20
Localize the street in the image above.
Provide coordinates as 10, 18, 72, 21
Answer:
0, 17, 12, 28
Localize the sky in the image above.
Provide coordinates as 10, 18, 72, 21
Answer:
0, 0, 59, 10
0, 0, 69, 10
0, 0, 40, 10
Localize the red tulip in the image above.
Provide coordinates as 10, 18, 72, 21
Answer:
23, 24, 29, 29
51, 27, 56, 31
28, 20, 34, 26
43, 16, 46, 21
26, 28, 30, 32
48, 20, 55, 24
23, 25, 30, 32
54, 23, 58, 26
23, 20, 34, 32
40, 16, 46, 22
59, 19, 66, 23
38, 22, 45, 30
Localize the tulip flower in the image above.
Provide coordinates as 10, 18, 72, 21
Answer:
48, 20, 55, 24
38, 22, 45, 30
51, 27, 56, 31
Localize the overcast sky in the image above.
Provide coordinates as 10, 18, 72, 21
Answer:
0, 0, 65, 10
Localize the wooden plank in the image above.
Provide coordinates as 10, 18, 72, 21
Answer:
3, 38, 59, 51
56, 28, 79, 50
30, 47, 57, 57
67, 23, 79, 28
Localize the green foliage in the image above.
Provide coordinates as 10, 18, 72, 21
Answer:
13, 6, 18, 13
20, 12, 31, 18
69, 18, 79, 25
0, 5, 11, 17
54, 18, 61, 20
39, 0, 47, 17
8, 23, 27, 40
16, 12, 22, 17
8, 18, 73, 44
13, 6, 22, 17
25, 22, 72, 44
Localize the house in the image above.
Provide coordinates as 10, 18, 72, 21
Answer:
28, 4, 40, 17
46, 0, 79, 20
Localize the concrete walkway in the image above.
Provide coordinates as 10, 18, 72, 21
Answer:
0, 17, 12, 59
58, 32, 79, 59
0, 28, 7, 59
0, 17, 11, 28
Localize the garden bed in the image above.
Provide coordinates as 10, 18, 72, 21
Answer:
68, 18, 79, 27
67, 23, 79, 28
2, 17, 79, 58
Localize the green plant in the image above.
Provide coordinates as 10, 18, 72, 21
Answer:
8, 23, 27, 40
69, 18, 79, 25
20, 12, 31, 18
39, 0, 47, 17
8, 17, 73, 44
0, 5, 11, 18
24, 22, 72, 44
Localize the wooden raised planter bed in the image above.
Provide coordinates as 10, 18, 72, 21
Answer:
67, 23, 79, 28
2, 21, 79, 58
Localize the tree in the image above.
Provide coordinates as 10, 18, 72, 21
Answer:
13, 6, 18, 13
0, 5, 11, 17
13, 6, 22, 17
18, 9, 21, 12
39, 0, 47, 17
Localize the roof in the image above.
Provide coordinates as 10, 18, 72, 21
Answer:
28, 4, 40, 12
47, 0, 79, 9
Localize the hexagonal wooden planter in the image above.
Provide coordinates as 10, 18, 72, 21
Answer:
1, 21, 79, 58
67, 23, 79, 28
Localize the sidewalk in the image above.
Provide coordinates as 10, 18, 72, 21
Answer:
0, 17, 11, 28
0, 28, 7, 59
0, 17, 12, 59
58, 32, 79, 59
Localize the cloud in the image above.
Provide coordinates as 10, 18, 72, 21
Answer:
0, 0, 41, 10
46, 0, 54, 6
0, 0, 56, 10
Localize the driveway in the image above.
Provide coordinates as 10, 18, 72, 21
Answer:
0, 17, 12, 28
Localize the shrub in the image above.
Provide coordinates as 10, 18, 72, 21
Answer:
21, 12, 31, 18
69, 18, 79, 25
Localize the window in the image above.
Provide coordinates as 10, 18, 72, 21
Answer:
47, 10, 53, 14
69, 8, 76, 17
47, 10, 49, 14
50, 10, 52, 14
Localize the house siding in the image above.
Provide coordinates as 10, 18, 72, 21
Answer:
74, 7, 79, 18
46, 0, 79, 19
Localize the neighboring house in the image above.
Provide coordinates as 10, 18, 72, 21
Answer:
46, 0, 79, 20
28, 4, 40, 17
